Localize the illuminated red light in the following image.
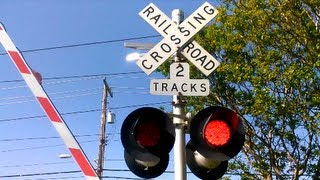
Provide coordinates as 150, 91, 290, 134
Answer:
135, 121, 161, 147
204, 120, 231, 147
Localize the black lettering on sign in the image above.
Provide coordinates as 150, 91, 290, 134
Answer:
191, 83, 197, 92
170, 35, 181, 45
181, 83, 188, 92
150, 52, 162, 62
204, 60, 215, 70
162, 83, 168, 91
142, 6, 154, 17
200, 83, 207, 92
149, 14, 172, 35
187, 21, 196, 30
183, 42, 215, 70
204, 5, 215, 15
193, 13, 206, 24
158, 19, 167, 27
153, 82, 159, 91
183, 42, 195, 53
142, 6, 171, 35
191, 48, 201, 58
178, 26, 190, 37
171, 83, 178, 92
161, 43, 171, 53
142, 59, 153, 69
196, 55, 207, 66
176, 64, 184, 77
163, 24, 171, 35
150, 14, 161, 24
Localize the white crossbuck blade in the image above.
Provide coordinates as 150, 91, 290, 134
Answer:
137, 2, 220, 76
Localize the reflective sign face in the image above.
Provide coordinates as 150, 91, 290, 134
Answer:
137, 2, 219, 76
150, 79, 209, 96
150, 62, 210, 96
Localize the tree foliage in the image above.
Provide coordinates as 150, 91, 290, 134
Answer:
165, 0, 319, 179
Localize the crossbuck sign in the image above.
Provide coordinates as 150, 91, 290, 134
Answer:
138, 2, 219, 76
137, 2, 220, 96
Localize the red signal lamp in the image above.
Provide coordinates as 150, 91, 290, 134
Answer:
121, 107, 175, 179
189, 106, 245, 161
135, 120, 161, 147
204, 118, 231, 147
187, 106, 245, 179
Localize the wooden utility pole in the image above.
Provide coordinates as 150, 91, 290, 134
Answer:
97, 78, 113, 179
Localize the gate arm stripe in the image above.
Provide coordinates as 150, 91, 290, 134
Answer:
0, 23, 100, 180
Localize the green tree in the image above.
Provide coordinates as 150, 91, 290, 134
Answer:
163, 0, 320, 179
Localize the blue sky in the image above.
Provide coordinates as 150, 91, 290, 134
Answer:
0, 1, 228, 179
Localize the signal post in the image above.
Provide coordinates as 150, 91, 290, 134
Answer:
171, 9, 187, 180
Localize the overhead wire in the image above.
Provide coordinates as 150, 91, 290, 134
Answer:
1, 169, 312, 179
30, 176, 84, 180
0, 170, 81, 178
0, 71, 146, 84
0, 92, 102, 106
0, 133, 104, 142
0, 168, 207, 179
0, 158, 123, 169
0, 133, 119, 152
0, 74, 152, 107
0, 101, 172, 123
1, 139, 98, 153
0, 90, 150, 106
0, 75, 148, 91
0, 86, 149, 103
0, 34, 161, 56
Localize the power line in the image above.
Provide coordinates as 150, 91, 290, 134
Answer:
0, 133, 103, 142
0, 71, 144, 83
0, 91, 150, 106
0, 34, 160, 56
0, 170, 81, 178
0, 86, 149, 104
0, 72, 151, 96
0, 91, 102, 106
1, 169, 313, 179
31, 176, 83, 180
0, 168, 211, 179
0, 91, 149, 106
0, 87, 103, 101
102, 176, 141, 180
0, 159, 123, 169
1, 139, 97, 153
44, 71, 146, 81
0, 169, 153, 179
0, 169, 135, 179
0, 101, 172, 122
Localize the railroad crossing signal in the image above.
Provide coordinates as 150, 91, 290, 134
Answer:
122, 2, 245, 180
137, 2, 220, 76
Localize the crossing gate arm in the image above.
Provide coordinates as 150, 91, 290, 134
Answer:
0, 23, 100, 180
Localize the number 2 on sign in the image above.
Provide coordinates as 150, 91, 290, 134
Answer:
170, 63, 190, 79
176, 64, 184, 77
